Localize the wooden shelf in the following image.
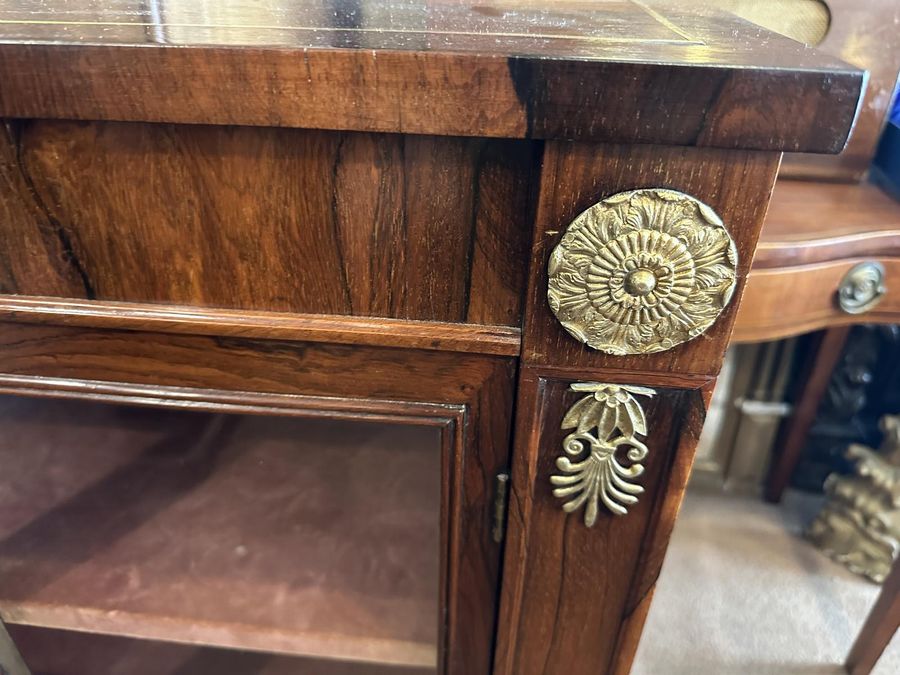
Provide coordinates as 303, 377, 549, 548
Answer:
7, 625, 433, 675
0, 396, 441, 669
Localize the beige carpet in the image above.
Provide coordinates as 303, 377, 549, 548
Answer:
633, 490, 900, 674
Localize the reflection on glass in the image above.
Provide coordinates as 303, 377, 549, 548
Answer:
0, 395, 441, 672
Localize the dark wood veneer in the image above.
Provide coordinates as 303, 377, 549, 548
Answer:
0, 121, 533, 326
495, 372, 708, 675
0, 1, 865, 673
522, 142, 781, 377
0, 1, 863, 151
0, 296, 521, 357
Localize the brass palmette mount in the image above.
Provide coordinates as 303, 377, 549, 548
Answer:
551, 383, 655, 526
547, 189, 738, 355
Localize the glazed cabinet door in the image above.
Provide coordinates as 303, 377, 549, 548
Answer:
0, 324, 516, 675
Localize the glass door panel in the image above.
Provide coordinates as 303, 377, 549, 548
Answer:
0, 395, 442, 672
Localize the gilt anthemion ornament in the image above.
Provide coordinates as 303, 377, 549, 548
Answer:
547, 189, 737, 355
551, 383, 655, 526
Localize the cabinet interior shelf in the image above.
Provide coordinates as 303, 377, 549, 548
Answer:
0, 395, 442, 671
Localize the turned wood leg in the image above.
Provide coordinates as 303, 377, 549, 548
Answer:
846, 556, 900, 675
765, 326, 852, 502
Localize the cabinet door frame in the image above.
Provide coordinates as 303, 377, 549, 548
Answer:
0, 316, 518, 675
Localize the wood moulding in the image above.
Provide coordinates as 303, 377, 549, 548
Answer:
754, 180, 900, 268
0, 295, 521, 357
0, 3, 864, 151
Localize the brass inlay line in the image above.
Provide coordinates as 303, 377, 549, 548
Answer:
629, 0, 698, 42
0, 18, 704, 45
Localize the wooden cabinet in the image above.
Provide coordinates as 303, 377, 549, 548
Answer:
0, 2, 863, 674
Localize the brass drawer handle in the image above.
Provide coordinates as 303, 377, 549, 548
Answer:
551, 383, 655, 526
838, 262, 886, 315
547, 188, 737, 355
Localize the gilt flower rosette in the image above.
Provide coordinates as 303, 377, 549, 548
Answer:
547, 189, 738, 355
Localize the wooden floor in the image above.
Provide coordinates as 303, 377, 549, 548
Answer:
0, 396, 442, 670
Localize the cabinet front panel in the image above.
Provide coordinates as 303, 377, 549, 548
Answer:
0, 121, 533, 326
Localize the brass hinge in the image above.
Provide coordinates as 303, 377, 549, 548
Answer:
492, 471, 510, 544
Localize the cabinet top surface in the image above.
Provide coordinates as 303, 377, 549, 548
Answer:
0, 0, 864, 151
0, 0, 851, 65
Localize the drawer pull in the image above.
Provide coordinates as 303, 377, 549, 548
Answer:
838, 262, 886, 315
547, 188, 737, 355
551, 383, 655, 526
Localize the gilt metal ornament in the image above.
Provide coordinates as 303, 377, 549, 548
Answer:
548, 189, 738, 355
551, 383, 655, 526
807, 414, 900, 583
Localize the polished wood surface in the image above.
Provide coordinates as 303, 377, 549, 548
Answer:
0, 3, 867, 671
0, 397, 441, 666
521, 141, 780, 378
8, 625, 433, 675
0, 296, 521, 356
780, 0, 900, 181
754, 181, 900, 268
0, 1, 863, 150
846, 555, 900, 675
494, 131, 777, 672
0, 122, 532, 326
734, 259, 900, 343
495, 372, 708, 675
733, 180, 900, 343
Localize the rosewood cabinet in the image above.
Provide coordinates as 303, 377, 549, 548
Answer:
0, 2, 863, 674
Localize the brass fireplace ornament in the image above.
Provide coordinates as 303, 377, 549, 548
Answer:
547, 189, 738, 355
807, 414, 900, 583
551, 383, 656, 526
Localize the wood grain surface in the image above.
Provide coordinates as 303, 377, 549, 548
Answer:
0, 296, 521, 356
522, 141, 781, 377
754, 180, 900, 269
0, 121, 533, 326
0, 1, 863, 151
494, 371, 708, 675
493, 137, 779, 674
733, 258, 900, 343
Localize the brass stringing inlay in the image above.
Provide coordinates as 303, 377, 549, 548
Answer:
548, 188, 738, 355
551, 383, 655, 526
